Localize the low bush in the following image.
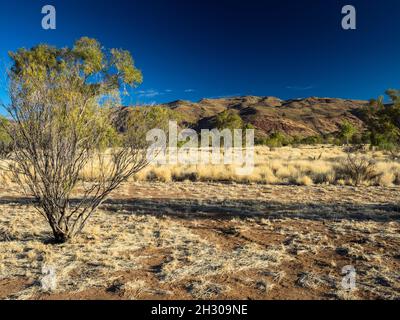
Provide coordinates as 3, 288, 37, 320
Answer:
335, 151, 380, 186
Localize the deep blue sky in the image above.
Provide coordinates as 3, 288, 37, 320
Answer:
0, 0, 399, 106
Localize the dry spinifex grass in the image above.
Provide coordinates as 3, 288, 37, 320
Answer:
0, 190, 399, 300
130, 146, 400, 187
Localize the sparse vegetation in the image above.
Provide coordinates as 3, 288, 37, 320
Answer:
0, 38, 165, 243
103, 145, 400, 187
0, 180, 398, 300
0, 43, 398, 301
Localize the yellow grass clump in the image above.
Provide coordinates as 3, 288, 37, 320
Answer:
296, 175, 314, 186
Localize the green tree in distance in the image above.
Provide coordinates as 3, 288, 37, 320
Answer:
364, 89, 400, 151
215, 110, 244, 131
339, 120, 358, 145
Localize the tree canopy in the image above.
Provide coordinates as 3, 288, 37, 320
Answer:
363, 89, 400, 150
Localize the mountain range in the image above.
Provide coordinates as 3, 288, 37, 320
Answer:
117, 96, 370, 138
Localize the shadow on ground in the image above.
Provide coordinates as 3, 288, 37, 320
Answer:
1, 197, 399, 222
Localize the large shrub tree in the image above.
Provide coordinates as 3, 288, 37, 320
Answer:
364, 89, 400, 150
2, 37, 165, 243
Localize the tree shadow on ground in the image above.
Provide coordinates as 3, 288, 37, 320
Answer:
100, 198, 400, 222
1, 197, 399, 223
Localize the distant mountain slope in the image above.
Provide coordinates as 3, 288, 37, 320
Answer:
160, 96, 368, 138
115, 96, 369, 138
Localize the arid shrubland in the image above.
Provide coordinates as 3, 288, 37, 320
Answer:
2, 145, 398, 191
127, 146, 400, 187
0, 38, 169, 243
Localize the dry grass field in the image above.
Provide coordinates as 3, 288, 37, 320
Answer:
0, 146, 399, 300
131, 146, 400, 187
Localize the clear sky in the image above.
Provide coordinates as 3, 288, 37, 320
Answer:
0, 0, 399, 106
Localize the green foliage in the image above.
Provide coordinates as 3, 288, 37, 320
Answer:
73, 37, 104, 75
258, 133, 345, 147
7, 37, 145, 154
362, 89, 400, 151
4, 38, 146, 242
0, 116, 12, 157
243, 123, 255, 130
111, 49, 143, 85
0, 116, 11, 144
126, 106, 178, 146
339, 120, 358, 145
215, 110, 244, 130
9, 37, 143, 100
258, 132, 292, 148
303, 135, 324, 145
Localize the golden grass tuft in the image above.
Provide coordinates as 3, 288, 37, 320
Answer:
296, 175, 313, 186
378, 172, 395, 187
